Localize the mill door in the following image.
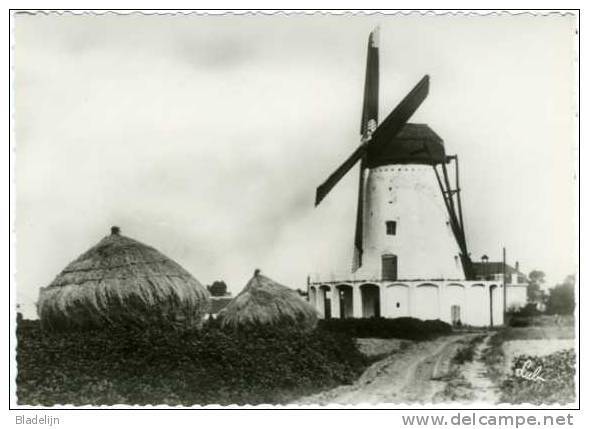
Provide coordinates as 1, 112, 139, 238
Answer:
381, 255, 397, 281
451, 305, 461, 326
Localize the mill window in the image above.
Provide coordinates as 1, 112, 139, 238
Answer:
385, 221, 397, 235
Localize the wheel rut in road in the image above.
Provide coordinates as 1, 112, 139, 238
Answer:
297, 334, 477, 405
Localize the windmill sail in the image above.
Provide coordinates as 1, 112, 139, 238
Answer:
314, 75, 430, 207
365, 75, 429, 158
353, 27, 380, 271
360, 27, 380, 136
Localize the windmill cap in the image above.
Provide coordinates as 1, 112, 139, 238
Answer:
111, 226, 121, 235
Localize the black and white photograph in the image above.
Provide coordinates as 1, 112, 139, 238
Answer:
9, 10, 579, 409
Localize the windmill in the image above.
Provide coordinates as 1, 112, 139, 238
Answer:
315, 28, 474, 281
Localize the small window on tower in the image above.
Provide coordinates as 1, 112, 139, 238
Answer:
385, 221, 397, 235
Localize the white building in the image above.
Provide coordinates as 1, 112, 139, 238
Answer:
307, 261, 528, 327
472, 259, 528, 311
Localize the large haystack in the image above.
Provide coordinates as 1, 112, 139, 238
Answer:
37, 227, 210, 331
219, 270, 318, 330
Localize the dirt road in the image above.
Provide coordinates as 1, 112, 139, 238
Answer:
297, 334, 476, 405
300, 324, 576, 406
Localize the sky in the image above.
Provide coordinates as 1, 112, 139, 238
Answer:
14, 13, 578, 318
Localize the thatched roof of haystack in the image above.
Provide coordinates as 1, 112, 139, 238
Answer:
38, 226, 210, 331
218, 270, 318, 330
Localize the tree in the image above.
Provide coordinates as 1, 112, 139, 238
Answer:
207, 281, 228, 297
546, 275, 575, 315
527, 270, 546, 303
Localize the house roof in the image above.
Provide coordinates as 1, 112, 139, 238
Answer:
471, 262, 527, 280
210, 296, 232, 314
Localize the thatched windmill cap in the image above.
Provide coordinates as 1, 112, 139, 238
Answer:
37, 226, 210, 331
218, 270, 318, 330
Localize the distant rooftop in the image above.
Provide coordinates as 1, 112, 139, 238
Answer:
209, 296, 232, 314
472, 261, 528, 282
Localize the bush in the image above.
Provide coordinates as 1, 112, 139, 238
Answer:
17, 319, 366, 406
510, 303, 542, 318
318, 317, 452, 341
509, 317, 531, 328
507, 314, 576, 328
507, 304, 546, 327
500, 349, 576, 405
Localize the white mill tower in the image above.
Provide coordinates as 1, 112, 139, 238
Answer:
355, 125, 466, 281
314, 28, 472, 283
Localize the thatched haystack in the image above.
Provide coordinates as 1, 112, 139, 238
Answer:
37, 227, 210, 331
218, 270, 318, 330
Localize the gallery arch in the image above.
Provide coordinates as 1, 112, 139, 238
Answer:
360, 284, 381, 318
385, 283, 410, 318
336, 284, 354, 319
318, 285, 331, 319
414, 283, 439, 320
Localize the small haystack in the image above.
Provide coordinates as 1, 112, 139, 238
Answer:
218, 270, 318, 330
37, 227, 210, 331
